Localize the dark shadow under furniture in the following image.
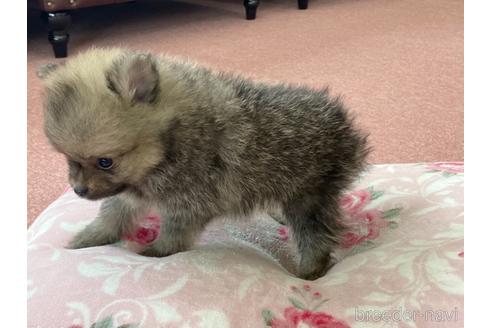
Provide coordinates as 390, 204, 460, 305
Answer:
28, 0, 308, 58
298, 0, 308, 10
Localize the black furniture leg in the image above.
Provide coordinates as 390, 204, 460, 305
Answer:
47, 12, 71, 58
244, 0, 259, 20
298, 0, 308, 10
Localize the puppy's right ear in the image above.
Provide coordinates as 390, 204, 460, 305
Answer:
36, 63, 60, 80
106, 54, 160, 104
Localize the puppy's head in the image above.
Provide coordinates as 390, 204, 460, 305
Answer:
39, 48, 167, 200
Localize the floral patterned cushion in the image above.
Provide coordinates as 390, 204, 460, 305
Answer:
27, 163, 464, 328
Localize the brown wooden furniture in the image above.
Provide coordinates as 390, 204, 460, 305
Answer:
28, 1, 136, 57
28, 0, 308, 58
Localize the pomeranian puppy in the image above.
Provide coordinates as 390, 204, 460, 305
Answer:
39, 48, 369, 280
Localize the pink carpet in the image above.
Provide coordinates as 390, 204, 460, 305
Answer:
27, 0, 463, 225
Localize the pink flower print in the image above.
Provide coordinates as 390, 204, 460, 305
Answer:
340, 190, 371, 215
303, 311, 351, 328
278, 226, 290, 241
270, 307, 350, 328
67, 325, 83, 328
265, 285, 350, 328
458, 251, 464, 258
133, 227, 158, 244
340, 231, 364, 248
341, 209, 387, 248
361, 209, 388, 239
124, 214, 161, 245
427, 162, 464, 174
270, 307, 303, 328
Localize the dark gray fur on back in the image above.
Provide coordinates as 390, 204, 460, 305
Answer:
141, 74, 368, 219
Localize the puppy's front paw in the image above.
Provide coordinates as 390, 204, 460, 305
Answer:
66, 228, 117, 249
139, 246, 176, 258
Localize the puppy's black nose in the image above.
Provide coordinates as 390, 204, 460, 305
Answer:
74, 186, 89, 197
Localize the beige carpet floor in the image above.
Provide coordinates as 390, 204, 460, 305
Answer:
27, 0, 463, 225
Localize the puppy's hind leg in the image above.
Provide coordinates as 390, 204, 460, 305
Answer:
284, 195, 345, 280
67, 196, 137, 249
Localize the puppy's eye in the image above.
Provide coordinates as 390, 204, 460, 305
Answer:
97, 158, 113, 170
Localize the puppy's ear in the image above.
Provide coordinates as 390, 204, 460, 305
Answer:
37, 63, 60, 80
106, 54, 160, 104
